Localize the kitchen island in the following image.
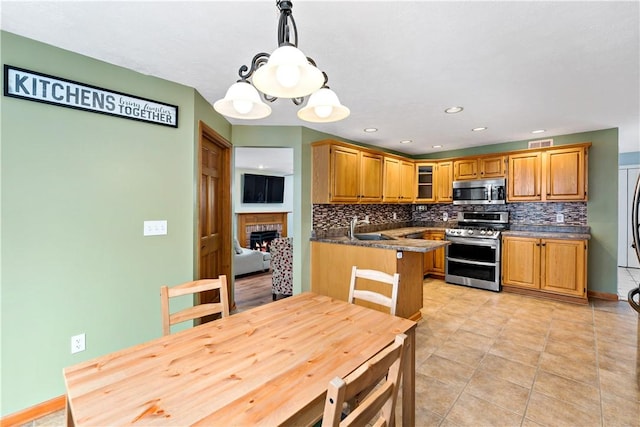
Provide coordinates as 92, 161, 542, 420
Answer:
311, 227, 449, 321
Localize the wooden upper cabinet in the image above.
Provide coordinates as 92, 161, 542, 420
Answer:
415, 161, 453, 203
415, 162, 436, 203
383, 157, 414, 203
436, 161, 453, 202
399, 160, 415, 202
330, 145, 360, 202
312, 141, 382, 204
508, 152, 541, 201
454, 155, 505, 180
359, 151, 383, 202
507, 146, 588, 202
480, 156, 506, 178
383, 157, 401, 202
454, 158, 478, 180
546, 147, 586, 200
313, 140, 589, 205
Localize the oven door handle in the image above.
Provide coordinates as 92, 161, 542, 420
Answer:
446, 257, 499, 267
446, 238, 499, 249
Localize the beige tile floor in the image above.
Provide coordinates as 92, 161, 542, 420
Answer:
24, 276, 640, 427
619, 267, 640, 300
406, 277, 639, 427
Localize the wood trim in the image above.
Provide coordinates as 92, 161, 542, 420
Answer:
236, 212, 288, 248
1, 395, 65, 426
502, 284, 588, 305
197, 121, 233, 312
587, 290, 619, 301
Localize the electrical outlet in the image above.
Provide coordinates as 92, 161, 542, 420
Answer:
71, 333, 86, 354
556, 213, 565, 223
442, 212, 448, 221
393, 212, 397, 220
365, 215, 369, 222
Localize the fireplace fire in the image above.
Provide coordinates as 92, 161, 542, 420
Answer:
249, 230, 279, 251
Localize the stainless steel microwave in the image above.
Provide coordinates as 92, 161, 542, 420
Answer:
452, 178, 506, 205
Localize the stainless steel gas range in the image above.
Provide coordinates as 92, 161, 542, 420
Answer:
445, 211, 509, 292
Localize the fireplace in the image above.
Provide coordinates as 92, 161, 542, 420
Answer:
250, 230, 279, 251
237, 212, 289, 248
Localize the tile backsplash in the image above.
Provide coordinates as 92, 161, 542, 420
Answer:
412, 202, 587, 225
312, 202, 587, 237
312, 204, 413, 237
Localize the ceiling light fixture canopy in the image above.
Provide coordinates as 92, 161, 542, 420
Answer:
445, 106, 464, 114
214, 0, 349, 123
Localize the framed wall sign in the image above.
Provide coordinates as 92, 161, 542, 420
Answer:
3, 65, 179, 128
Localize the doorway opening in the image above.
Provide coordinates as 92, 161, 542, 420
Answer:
234, 147, 294, 309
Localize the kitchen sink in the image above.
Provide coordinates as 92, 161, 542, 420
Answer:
353, 233, 395, 241
403, 232, 424, 239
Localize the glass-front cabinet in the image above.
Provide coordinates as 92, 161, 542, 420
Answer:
415, 162, 436, 202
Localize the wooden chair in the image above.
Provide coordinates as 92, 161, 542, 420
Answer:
321, 333, 407, 427
160, 277, 230, 336
348, 266, 400, 316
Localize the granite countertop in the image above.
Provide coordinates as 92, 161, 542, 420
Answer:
503, 224, 591, 240
311, 227, 450, 253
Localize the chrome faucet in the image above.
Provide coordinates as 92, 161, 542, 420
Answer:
349, 216, 370, 239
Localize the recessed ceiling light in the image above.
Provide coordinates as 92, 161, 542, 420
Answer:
432, 145, 443, 149
364, 128, 378, 133
532, 129, 546, 134
444, 106, 464, 114
472, 127, 487, 132
258, 164, 265, 169
399, 140, 412, 144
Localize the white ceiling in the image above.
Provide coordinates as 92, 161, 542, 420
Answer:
1, 0, 639, 159
235, 147, 293, 174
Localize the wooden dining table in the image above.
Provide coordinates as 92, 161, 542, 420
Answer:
63, 292, 417, 426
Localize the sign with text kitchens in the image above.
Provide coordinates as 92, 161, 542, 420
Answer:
3, 65, 178, 128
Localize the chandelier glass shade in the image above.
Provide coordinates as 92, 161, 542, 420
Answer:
252, 45, 324, 99
213, 0, 349, 123
297, 87, 350, 123
213, 81, 272, 120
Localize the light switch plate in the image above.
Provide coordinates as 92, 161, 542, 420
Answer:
144, 220, 168, 236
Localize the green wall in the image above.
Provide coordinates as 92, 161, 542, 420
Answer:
0, 32, 226, 415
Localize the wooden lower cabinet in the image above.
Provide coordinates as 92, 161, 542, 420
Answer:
423, 231, 445, 278
502, 236, 587, 303
311, 241, 424, 320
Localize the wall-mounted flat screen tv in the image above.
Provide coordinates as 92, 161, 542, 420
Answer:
242, 173, 285, 203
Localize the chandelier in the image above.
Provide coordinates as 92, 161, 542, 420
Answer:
213, 0, 349, 123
